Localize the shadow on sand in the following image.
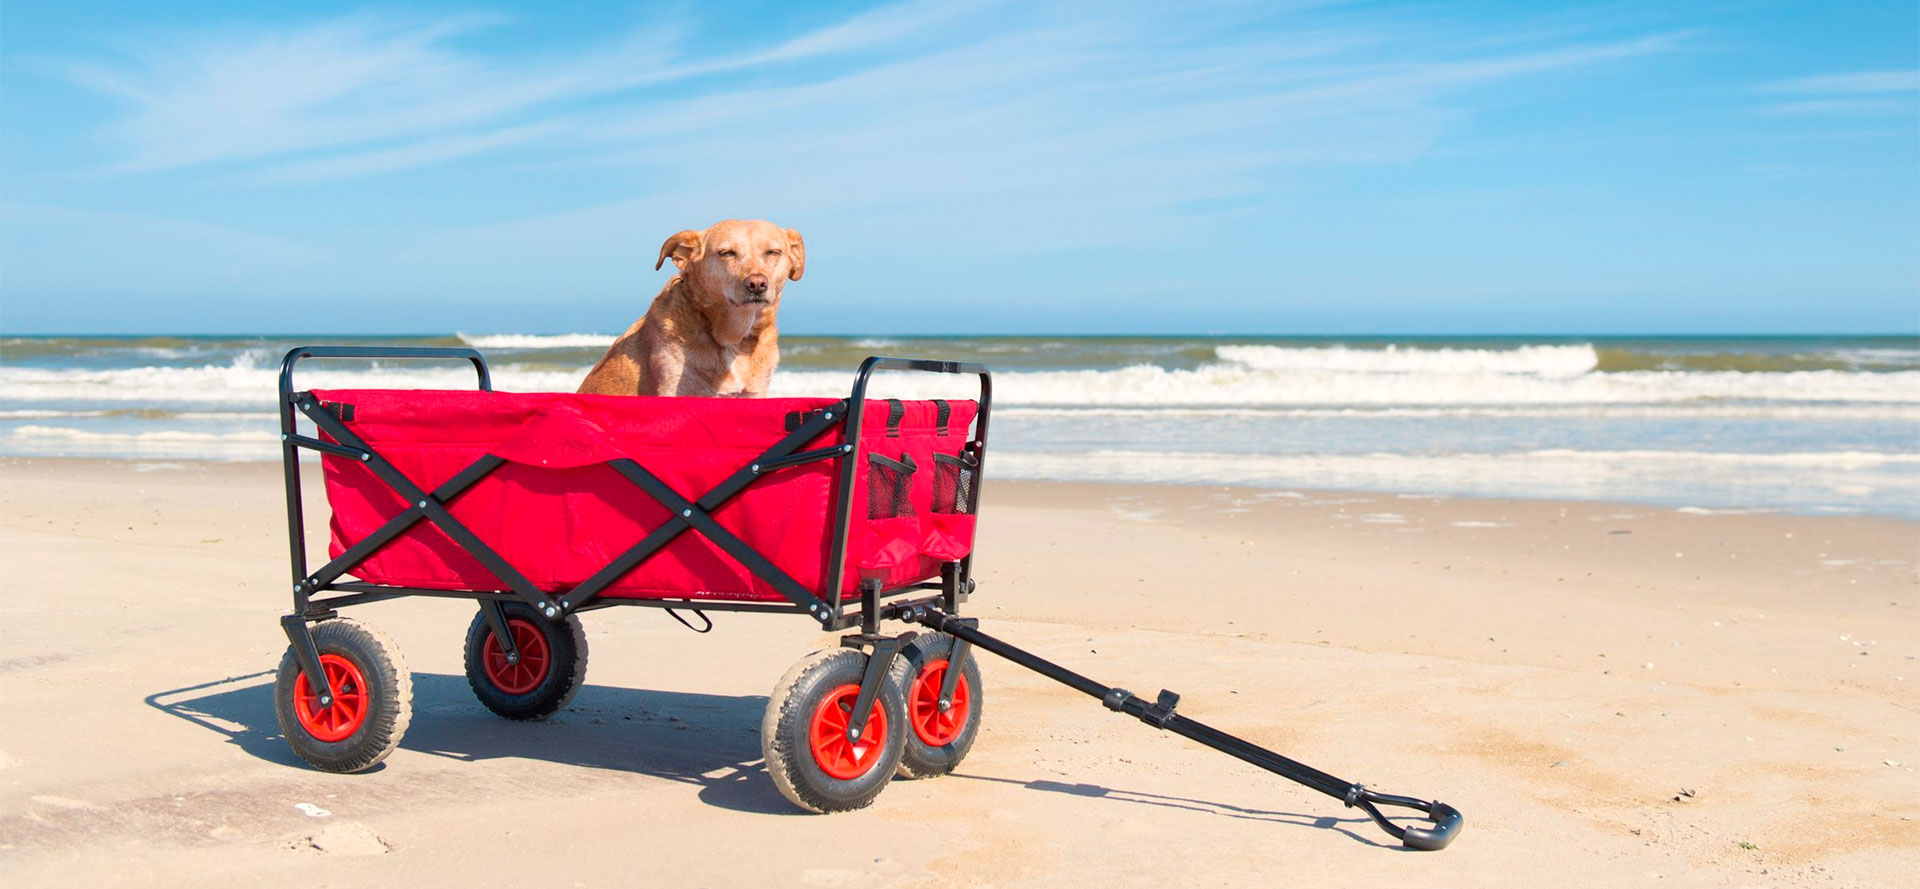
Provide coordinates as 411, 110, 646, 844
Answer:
948, 773, 1398, 848
148, 672, 1395, 844
145, 670, 790, 814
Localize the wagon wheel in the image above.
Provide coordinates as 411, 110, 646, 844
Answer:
274, 618, 413, 773
889, 632, 983, 779
762, 648, 907, 813
463, 602, 589, 720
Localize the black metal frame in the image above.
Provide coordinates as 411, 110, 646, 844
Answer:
277, 348, 990, 702
272, 345, 1460, 851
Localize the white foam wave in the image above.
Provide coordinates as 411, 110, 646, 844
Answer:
8, 425, 280, 443
6, 357, 1919, 409
993, 404, 1920, 421
1068, 448, 1920, 468
457, 333, 616, 349
771, 366, 1920, 406
0, 409, 95, 419
3, 425, 278, 460
990, 449, 1920, 515
1215, 343, 1599, 377
0, 357, 584, 407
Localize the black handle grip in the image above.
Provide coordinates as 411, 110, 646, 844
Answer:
279, 345, 493, 405
1399, 801, 1463, 851
1348, 787, 1465, 851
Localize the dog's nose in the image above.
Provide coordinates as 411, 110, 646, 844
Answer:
745, 274, 769, 295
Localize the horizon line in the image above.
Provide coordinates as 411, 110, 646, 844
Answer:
4, 330, 1918, 340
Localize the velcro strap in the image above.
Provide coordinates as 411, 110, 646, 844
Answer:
933, 399, 950, 436
319, 401, 355, 422
885, 399, 904, 437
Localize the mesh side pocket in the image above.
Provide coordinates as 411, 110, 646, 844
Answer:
867, 453, 916, 519
932, 452, 977, 515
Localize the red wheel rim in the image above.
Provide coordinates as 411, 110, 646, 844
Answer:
292, 653, 369, 743
807, 683, 889, 780
482, 619, 551, 695
907, 659, 971, 747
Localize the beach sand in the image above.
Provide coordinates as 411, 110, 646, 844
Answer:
1, 457, 1914, 887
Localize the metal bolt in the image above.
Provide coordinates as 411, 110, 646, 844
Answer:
320, 695, 332, 706
824, 412, 833, 419
938, 699, 951, 712
750, 464, 760, 473
682, 509, 692, 517
360, 454, 370, 462
847, 728, 861, 740
507, 654, 519, 665
417, 500, 427, 508
543, 606, 557, 617
281, 433, 289, 441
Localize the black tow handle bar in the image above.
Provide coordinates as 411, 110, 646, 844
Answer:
889, 603, 1464, 851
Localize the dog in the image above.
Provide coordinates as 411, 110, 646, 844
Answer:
578, 219, 804, 397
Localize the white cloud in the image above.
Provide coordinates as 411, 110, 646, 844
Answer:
1757, 68, 1920, 116
55, 1, 1677, 188
1761, 69, 1920, 95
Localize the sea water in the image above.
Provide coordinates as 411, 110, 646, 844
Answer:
2, 334, 1915, 517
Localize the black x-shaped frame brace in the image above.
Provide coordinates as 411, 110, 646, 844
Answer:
276, 347, 992, 711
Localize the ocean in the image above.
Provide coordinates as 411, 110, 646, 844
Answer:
3, 334, 1916, 517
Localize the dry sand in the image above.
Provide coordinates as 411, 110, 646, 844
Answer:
1, 457, 1915, 887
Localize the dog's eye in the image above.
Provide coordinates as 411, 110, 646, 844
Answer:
718, 249, 737, 258
766, 249, 782, 257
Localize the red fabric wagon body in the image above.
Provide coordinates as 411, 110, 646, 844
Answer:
312, 389, 979, 602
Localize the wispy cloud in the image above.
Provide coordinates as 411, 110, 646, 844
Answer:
53, 1, 1675, 187
1761, 69, 1920, 95
1757, 68, 1920, 116
54, 5, 961, 174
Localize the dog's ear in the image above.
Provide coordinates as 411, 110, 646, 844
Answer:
655, 230, 703, 272
784, 228, 805, 281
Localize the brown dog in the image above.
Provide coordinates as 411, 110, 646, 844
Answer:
578, 219, 804, 397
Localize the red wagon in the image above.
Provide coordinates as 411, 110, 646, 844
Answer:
273, 347, 1461, 846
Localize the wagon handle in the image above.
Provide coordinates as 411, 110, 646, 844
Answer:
823, 356, 993, 633
278, 345, 493, 407
892, 603, 1466, 851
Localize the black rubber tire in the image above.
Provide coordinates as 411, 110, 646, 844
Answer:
890, 632, 984, 779
463, 602, 588, 720
762, 648, 908, 813
274, 618, 412, 773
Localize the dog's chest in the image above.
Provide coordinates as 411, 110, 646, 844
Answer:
706, 345, 764, 395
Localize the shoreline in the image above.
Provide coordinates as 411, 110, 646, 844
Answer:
2, 456, 1914, 887
5, 453, 1917, 522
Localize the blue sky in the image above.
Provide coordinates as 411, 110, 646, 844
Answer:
1, 1, 1915, 335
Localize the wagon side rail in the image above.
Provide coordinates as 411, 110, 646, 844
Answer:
278, 346, 493, 609
277, 346, 495, 708
825, 356, 993, 635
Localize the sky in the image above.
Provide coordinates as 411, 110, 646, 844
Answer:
0, 0, 1916, 336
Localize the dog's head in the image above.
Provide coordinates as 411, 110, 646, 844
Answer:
656, 219, 805, 312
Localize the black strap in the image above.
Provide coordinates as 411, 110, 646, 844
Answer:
933, 399, 950, 436
885, 399, 904, 437
665, 607, 713, 634
868, 452, 916, 474
320, 401, 355, 422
